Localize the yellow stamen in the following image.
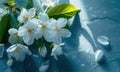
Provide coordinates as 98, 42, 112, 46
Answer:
15, 47, 20, 53
27, 29, 32, 34
41, 24, 47, 29
54, 27, 61, 33
24, 16, 29, 22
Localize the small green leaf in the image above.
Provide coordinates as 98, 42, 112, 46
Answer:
0, 14, 9, 43
47, 4, 80, 19
0, 14, 14, 43
26, 0, 34, 9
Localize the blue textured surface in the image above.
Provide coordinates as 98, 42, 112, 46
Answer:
0, 0, 120, 72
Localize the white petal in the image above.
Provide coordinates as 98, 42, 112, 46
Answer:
34, 28, 42, 39
18, 8, 29, 23
6, 44, 30, 61
53, 54, 58, 60
8, 35, 18, 44
95, 50, 105, 63
33, 0, 44, 12
43, 31, 52, 42
39, 60, 49, 72
61, 29, 71, 37
15, 52, 26, 61
7, 58, 13, 66
38, 46, 47, 57
7, 45, 17, 53
43, 0, 56, 6
8, 28, 18, 35
26, 49, 32, 55
17, 15, 24, 23
28, 8, 36, 18
30, 18, 39, 25
57, 18, 67, 28
21, 8, 28, 16
51, 45, 63, 60
52, 35, 62, 45
18, 44, 32, 55
18, 27, 27, 36
24, 20, 38, 29
23, 35, 34, 45
97, 36, 110, 46
53, 45, 63, 55
38, 12, 49, 22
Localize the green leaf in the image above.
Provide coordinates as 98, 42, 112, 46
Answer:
47, 4, 80, 19
0, 14, 9, 43
26, 0, 34, 9
0, 14, 14, 43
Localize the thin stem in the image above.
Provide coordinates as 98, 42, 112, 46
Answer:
44, 6, 49, 13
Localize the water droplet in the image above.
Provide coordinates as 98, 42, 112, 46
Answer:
97, 36, 110, 46
0, 44, 4, 58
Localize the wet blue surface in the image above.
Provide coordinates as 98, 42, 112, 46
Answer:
0, 0, 120, 72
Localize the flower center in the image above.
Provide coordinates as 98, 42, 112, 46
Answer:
54, 27, 61, 33
15, 47, 21, 53
41, 24, 47, 30
15, 34, 20, 39
24, 16, 29, 22
27, 29, 32, 34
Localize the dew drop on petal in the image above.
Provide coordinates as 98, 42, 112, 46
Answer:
97, 36, 110, 46
0, 44, 4, 58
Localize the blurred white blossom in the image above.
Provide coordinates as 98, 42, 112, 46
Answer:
7, 58, 13, 66
17, 8, 36, 23
8, 28, 23, 44
6, 44, 31, 61
38, 45, 47, 57
39, 60, 49, 72
33, 0, 44, 12
49, 18, 71, 45
33, 0, 58, 12
51, 43, 64, 60
18, 19, 41, 45
37, 12, 53, 42
42, 0, 58, 7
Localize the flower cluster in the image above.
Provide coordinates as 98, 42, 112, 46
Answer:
0, 0, 79, 71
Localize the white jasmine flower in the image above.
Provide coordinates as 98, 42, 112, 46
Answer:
42, 0, 58, 7
50, 18, 71, 45
51, 43, 64, 60
0, 8, 8, 21
8, 28, 23, 44
17, 8, 36, 23
39, 60, 49, 72
37, 12, 52, 42
38, 45, 47, 57
6, 44, 31, 61
18, 19, 41, 45
33, 0, 44, 12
